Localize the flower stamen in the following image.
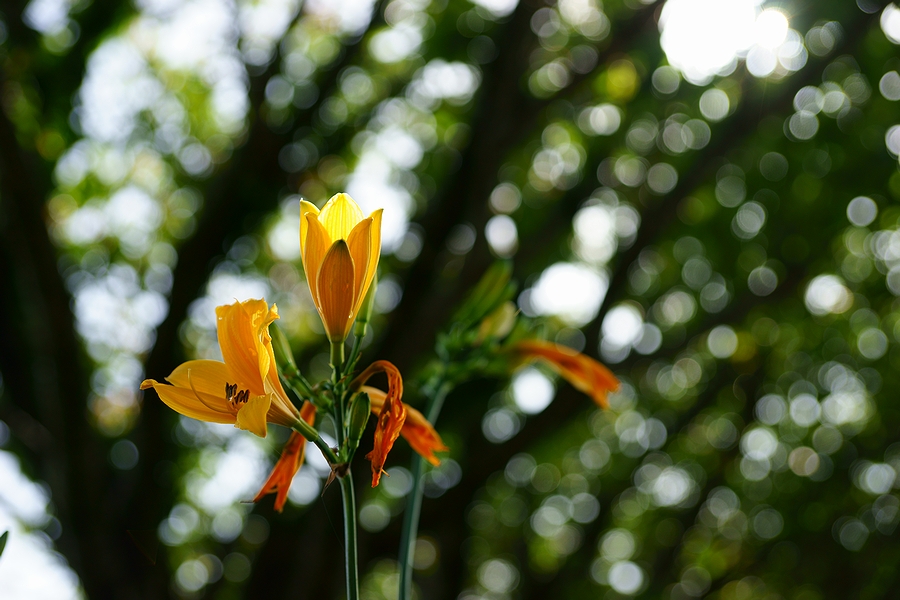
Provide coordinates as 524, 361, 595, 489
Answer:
186, 369, 231, 415
226, 382, 250, 408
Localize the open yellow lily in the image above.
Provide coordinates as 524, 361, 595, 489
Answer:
300, 193, 382, 343
140, 299, 302, 437
513, 340, 619, 408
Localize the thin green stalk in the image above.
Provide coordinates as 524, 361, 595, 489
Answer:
339, 473, 359, 600
331, 341, 345, 382
346, 330, 365, 372
281, 366, 314, 397
332, 341, 346, 448
398, 454, 425, 598
398, 381, 452, 600
291, 421, 338, 465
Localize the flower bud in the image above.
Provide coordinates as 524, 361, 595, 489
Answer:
454, 261, 515, 327
347, 391, 372, 453
475, 301, 518, 343
271, 324, 298, 376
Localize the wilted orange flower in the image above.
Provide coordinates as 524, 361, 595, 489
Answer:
300, 193, 382, 343
513, 340, 619, 408
254, 402, 317, 512
141, 300, 301, 437
350, 361, 406, 486
362, 386, 449, 467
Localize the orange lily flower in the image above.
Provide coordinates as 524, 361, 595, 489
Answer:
140, 299, 301, 437
300, 193, 382, 343
350, 361, 406, 486
362, 386, 449, 467
513, 340, 619, 408
254, 401, 317, 512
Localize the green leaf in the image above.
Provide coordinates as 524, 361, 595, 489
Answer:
0, 531, 8, 559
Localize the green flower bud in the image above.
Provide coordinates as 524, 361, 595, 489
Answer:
347, 391, 372, 454
475, 301, 518, 343
454, 261, 515, 327
271, 324, 298, 376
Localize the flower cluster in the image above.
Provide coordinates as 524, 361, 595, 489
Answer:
142, 194, 443, 510
141, 193, 618, 513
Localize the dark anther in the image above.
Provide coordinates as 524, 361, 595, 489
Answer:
225, 383, 250, 405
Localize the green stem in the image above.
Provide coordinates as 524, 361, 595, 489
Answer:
291, 421, 338, 466
346, 331, 365, 373
398, 381, 452, 600
332, 341, 346, 448
331, 341, 345, 381
339, 473, 359, 600
282, 366, 314, 398
398, 454, 425, 597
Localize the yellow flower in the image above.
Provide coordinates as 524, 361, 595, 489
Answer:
300, 193, 382, 343
513, 340, 619, 408
140, 299, 301, 437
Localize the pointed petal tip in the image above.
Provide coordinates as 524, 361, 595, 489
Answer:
328, 191, 357, 205
235, 395, 272, 438
140, 379, 157, 390
319, 194, 364, 241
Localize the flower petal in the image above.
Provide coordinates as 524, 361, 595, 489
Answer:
259, 304, 292, 404
354, 361, 406, 486
216, 300, 271, 395
365, 386, 448, 467
166, 360, 230, 398
253, 431, 306, 512
514, 340, 619, 408
235, 394, 272, 437
365, 208, 383, 300
346, 217, 373, 315
318, 193, 363, 241
302, 214, 332, 309
348, 209, 382, 318
316, 239, 356, 342
140, 379, 235, 424
399, 404, 448, 467
254, 401, 316, 511
366, 399, 407, 487
299, 200, 320, 258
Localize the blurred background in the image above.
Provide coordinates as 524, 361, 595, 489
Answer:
1, 0, 900, 597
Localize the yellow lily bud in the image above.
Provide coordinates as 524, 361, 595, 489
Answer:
300, 193, 382, 343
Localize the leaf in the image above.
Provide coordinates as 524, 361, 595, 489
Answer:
0, 531, 8, 559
